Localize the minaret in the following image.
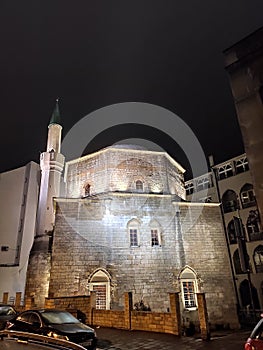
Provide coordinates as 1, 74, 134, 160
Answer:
25, 100, 65, 307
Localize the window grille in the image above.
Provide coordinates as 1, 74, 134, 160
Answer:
130, 229, 138, 247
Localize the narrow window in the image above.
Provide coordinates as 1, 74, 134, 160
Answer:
130, 229, 138, 247
185, 182, 194, 195
247, 209, 261, 240
151, 229, 159, 246
182, 281, 196, 308
254, 246, 263, 273
84, 183, 91, 197
179, 267, 198, 309
136, 180, 143, 191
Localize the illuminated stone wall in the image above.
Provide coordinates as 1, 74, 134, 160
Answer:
64, 146, 185, 199
48, 195, 239, 328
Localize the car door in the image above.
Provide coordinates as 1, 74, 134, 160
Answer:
27, 312, 42, 334
13, 312, 32, 332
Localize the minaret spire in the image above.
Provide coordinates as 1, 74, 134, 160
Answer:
47, 99, 62, 153
49, 98, 61, 126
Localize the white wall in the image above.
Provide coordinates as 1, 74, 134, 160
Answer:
0, 162, 39, 304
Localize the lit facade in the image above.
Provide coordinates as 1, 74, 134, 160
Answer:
185, 153, 263, 312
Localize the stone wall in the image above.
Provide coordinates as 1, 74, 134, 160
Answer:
64, 147, 185, 198
47, 194, 239, 328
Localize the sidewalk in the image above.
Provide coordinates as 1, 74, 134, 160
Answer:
95, 327, 250, 350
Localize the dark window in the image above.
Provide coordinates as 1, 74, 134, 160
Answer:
235, 157, 249, 174
151, 229, 160, 246
135, 180, 143, 191
233, 249, 246, 275
254, 245, 263, 273
240, 184, 256, 209
227, 220, 237, 244
222, 190, 239, 213
217, 164, 234, 180
247, 209, 261, 240
185, 182, 194, 195
84, 183, 91, 196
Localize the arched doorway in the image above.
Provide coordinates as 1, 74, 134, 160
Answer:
239, 279, 260, 309
88, 269, 111, 310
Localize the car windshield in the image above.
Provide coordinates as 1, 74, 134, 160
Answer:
0, 306, 16, 316
41, 311, 79, 325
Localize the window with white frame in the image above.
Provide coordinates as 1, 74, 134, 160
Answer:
130, 228, 138, 246
196, 177, 210, 192
217, 163, 233, 180
149, 220, 162, 247
185, 182, 194, 195
179, 267, 198, 309
235, 157, 249, 174
182, 281, 196, 308
128, 219, 140, 247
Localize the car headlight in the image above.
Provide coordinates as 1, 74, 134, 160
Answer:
47, 331, 69, 341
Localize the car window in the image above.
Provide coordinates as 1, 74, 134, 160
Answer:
41, 311, 79, 324
17, 312, 32, 323
29, 313, 41, 326
0, 306, 15, 316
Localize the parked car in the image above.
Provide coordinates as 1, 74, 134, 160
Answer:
245, 317, 263, 350
0, 329, 87, 350
6, 309, 97, 350
0, 304, 17, 329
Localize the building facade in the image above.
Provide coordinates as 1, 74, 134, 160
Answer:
0, 161, 39, 301
21, 107, 240, 329
185, 153, 263, 313
223, 26, 263, 225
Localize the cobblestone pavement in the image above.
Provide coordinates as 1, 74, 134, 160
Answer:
96, 327, 251, 350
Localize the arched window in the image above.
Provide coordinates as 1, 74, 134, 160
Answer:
149, 220, 162, 247
233, 249, 245, 275
235, 157, 249, 174
196, 177, 210, 192
239, 279, 260, 309
84, 183, 91, 197
135, 180, 143, 191
88, 269, 111, 310
127, 219, 140, 247
240, 184, 256, 209
254, 246, 263, 273
179, 267, 198, 309
247, 210, 261, 240
217, 163, 233, 180
227, 220, 237, 244
222, 190, 239, 213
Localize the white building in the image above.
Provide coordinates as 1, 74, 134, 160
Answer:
0, 161, 39, 303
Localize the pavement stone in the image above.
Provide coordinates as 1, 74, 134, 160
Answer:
95, 327, 251, 350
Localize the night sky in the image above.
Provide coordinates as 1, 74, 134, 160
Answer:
1, 1, 263, 179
